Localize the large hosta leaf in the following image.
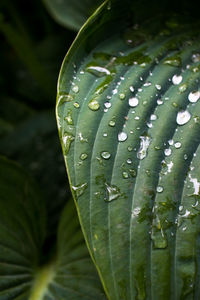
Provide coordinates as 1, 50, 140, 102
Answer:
0, 157, 105, 299
42, 0, 103, 31
56, 0, 200, 299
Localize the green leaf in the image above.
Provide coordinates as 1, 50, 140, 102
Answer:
0, 156, 105, 299
42, 0, 104, 31
56, 0, 200, 299
0, 156, 46, 299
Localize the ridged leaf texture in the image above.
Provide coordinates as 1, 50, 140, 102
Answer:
56, 0, 200, 299
0, 156, 105, 300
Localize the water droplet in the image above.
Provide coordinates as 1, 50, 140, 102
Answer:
129, 97, 139, 107
188, 91, 200, 103
179, 84, 187, 93
144, 81, 152, 87
150, 114, 157, 121
176, 110, 191, 125
174, 142, 182, 149
127, 158, 132, 164
62, 132, 75, 154
168, 139, 174, 145
101, 151, 111, 159
157, 99, 163, 105
157, 186, 164, 193
184, 154, 188, 160
155, 84, 161, 90
127, 146, 133, 151
119, 93, 126, 100
163, 56, 181, 67
122, 171, 129, 179
104, 102, 111, 109
192, 53, 200, 63
86, 65, 111, 76
164, 148, 172, 156
72, 182, 88, 197
73, 102, 80, 108
80, 153, 88, 160
130, 86, 134, 92
129, 169, 137, 177
88, 99, 100, 111
104, 183, 121, 202
58, 93, 74, 104
109, 120, 116, 127
137, 136, 151, 160
118, 132, 128, 142
72, 85, 79, 93
172, 74, 182, 85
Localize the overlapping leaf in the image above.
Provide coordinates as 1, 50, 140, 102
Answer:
42, 0, 104, 31
56, 0, 200, 299
0, 157, 105, 299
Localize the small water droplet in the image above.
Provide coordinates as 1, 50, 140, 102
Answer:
73, 102, 80, 108
88, 99, 100, 111
157, 186, 164, 193
72, 85, 79, 93
176, 110, 191, 125
58, 93, 74, 104
118, 132, 128, 142
192, 53, 200, 63
179, 84, 187, 93
172, 74, 182, 85
104, 102, 111, 108
119, 93, 126, 100
157, 99, 163, 105
150, 114, 157, 121
168, 139, 174, 145
62, 132, 75, 154
188, 90, 200, 103
72, 182, 88, 197
129, 97, 139, 107
64, 110, 73, 125
101, 151, 111, 159
80, 153, 88, 160
144, 81, 152, 87
164, 148, 172, 156
109, 120, 116, 127
184, 154, 188, 160
104, 183, 121, 202
127, 158, 132, 164
155, 84, 161, 90
174, 142, 182, 149
129, 169, 137, 177
130, 86, 134, 92
127, 146, 133, 151
122, 171, 129, 179
137, 135, 151, 160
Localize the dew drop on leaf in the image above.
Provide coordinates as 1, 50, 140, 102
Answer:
72, 182, 88, 197
109, 120, 116, 127
172, 74, 182, 85
176, 110, 191, 125
174, 142, 182, 149
72, 85, 79, 93
62, 132, 75, 154
88, 98, 100, 111
104, 183, 121, 202
80, 153, 88, 160
129, 97, 139, 107
122, 171, 129, 179
137, 135, 151, 160
101, 151, 111, 159
156, 186, 164, 193
188, 91, 200, 103
118, 132, 128, 142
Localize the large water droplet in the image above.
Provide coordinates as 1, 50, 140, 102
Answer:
72, 182, 88, 197
137, 136, 151, 160
164, 148, 172, 156
176, 110, 191, 125
104, 183, 121, 202
101, 151, 111, 160
172, 74, 182, 85
188, 91, 200, 103
129, 97, 139, 107
88, 98, 100, 111
118, 132, 128, 142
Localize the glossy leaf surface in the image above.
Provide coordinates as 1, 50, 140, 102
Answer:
56, 1, 200, 299
42, 0, 103, 31
0, 157, 105, 299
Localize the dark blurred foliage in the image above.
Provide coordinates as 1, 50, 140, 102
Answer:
0, 0, 76, 256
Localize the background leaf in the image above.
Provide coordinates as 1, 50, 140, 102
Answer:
42, 0, 104, 31
56, 0, 200, 299
0, 156, 46, 299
